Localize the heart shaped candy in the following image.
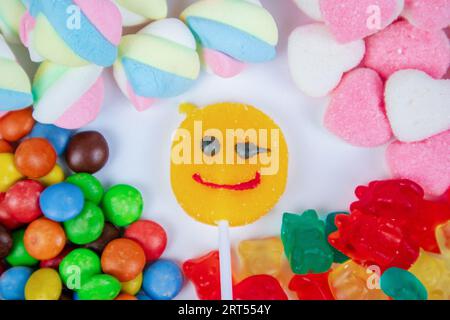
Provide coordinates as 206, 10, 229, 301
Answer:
402, 0, 450, 31
319, 0, 404, 43
385, 70, 450, 142
386, 130, 450, 196
364, 21, 450, 79
288, 23, 365, 97
324, 68, 392, 147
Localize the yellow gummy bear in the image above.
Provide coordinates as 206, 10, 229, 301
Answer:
238, 237, 284, 278
170, 102, 288, 227
121, 273, 143, 296
436, 221, 450, 263
0, 153, 23, 192
39, 164, 65, 186
409, 250, 450, 300
328, 260, 388, 300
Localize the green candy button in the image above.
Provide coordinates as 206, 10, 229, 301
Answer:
102, 184, 143, 227
66, 173, 104, 205
6, 229, 39, 267
64, 201, 105, 245
77, 274, 121, 300
59, 248, 101, 289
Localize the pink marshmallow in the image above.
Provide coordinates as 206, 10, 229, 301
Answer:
386, 130, 450, 196
324, 68, 392, 147
319, 0, 400, 43
20, 11, 36, 47
203, 48, 246, 78
74, 0, 123, 45
54, 76, 104, 129
364, 20, 450, 79
403, 0, 450, 31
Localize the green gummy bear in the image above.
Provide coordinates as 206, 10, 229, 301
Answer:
281, 210, 334, 275
380, 267, 428, 300
325, 211, 350, 263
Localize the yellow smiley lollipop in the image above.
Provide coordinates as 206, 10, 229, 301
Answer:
170, 102, 288, 227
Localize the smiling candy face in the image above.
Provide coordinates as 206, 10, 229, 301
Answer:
170, 102, 288, 227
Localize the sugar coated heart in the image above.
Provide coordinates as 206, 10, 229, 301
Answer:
402, 0, 450, 31
364, 20, 450, 79
385, 70, 450, 142
319, 0, 404, 43
324, 68, 392, 147
386, 130, 450, 196
288, 23, 365, 97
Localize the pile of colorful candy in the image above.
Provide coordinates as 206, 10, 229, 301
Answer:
0, 113, 182, 300
289, 0, 450, 197
183, 179, 450, 300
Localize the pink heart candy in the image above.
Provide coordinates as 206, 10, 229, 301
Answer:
324, 68, 392, 147
364, 20, 450, 79
403, 0, 450, 31
386, 130, 450, 196
319, 0, 401, 43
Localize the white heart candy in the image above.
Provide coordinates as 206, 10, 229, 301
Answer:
385, 69, 450, 142
292, 0, 323, 21
288, 23, 365, 98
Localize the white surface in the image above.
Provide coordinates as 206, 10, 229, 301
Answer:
15, 0, 391, 299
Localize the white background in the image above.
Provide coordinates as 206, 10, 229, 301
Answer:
14, 0, 392, 299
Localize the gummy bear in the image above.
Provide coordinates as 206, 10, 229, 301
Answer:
436, 221, 450, 261
281, 210, 334, 275
233, 275, 288, 300
329, 210, 419, 270
351, 179, 450, 253
325, 212, 349, 263
380, 267, 428, 300
238, 237, 283, 278
289, 272, 334, 300
409, 250, 450, 300
328, 260, 388, 300
183, 251, 222, 300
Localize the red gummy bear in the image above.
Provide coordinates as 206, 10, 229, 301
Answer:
183, 251, 222, 300
329, 210, 419, 270
351, 179, 450, 253
289, 272, 334, 300
233, 275, 288, 300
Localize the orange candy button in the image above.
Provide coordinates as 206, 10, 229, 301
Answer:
0, 108, 35, 142
115, 293, 137, 300
0, 139, 13, 153
15, 138, 57, 178
24, 218, 66, 260
101, 238, 146, 282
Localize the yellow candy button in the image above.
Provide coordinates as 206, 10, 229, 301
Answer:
0, 153, 23, 192
121, 273, 143, 295
39, 164, 65, 186
25, 268, 62, 300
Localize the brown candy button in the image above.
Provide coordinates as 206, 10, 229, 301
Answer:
0, 224, 13, 259
65, 131, 109, 174
84, 222, 121, 254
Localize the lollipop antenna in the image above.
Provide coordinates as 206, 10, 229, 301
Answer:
218, 220, 233, 300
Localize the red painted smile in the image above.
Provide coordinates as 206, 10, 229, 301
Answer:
192, 172, 261, 191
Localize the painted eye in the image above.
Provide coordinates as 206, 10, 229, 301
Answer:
201, 136, 220, 156
235, 142, 269, 159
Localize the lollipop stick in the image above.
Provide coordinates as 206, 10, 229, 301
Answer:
218, 220, 233, 300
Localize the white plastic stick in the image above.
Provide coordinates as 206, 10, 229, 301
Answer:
218, 220, 233, 300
